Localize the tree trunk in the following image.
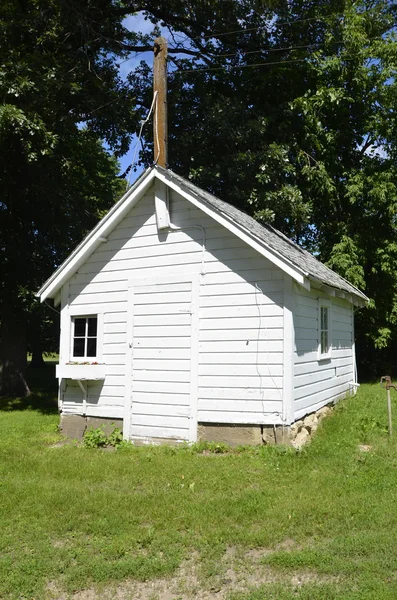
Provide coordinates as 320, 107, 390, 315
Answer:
0, 301, 30, 397
30, 337, 45, 368
30, 344, 45, 369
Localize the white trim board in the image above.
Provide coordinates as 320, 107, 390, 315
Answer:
155, 170, 310, 289
37, 168, 156, 302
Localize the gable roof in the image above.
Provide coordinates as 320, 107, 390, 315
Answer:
37, 165, 368, 305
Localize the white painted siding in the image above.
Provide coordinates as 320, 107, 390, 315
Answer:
293, 284, 355, 420
59, 185, 285, 431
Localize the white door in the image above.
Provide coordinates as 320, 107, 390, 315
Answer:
127, 276, 198, 443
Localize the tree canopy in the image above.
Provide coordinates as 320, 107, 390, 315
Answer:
134, 0, 397, 375
1, 0, 397, 394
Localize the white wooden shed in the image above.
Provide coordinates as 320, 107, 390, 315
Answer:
38, 166, 368, 444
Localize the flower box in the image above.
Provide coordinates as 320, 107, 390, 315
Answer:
56, 363, 106, 381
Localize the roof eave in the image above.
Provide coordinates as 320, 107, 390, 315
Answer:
37, 167, 156, 302
308, 275, 369, 306
155, 169, 311, 289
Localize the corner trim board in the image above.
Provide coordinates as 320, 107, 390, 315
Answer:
283, 275, 295, 425
123, 285, 134, 440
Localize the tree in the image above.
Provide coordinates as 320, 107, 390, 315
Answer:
2, 0, 397, 396
0, 0, 140, 395
133, 0, 397, 376
0, 0, 248, 396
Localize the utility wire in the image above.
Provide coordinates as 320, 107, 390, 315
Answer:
173, 55, 355, 75
210, 36, 378, 58
192, 13, 345, 40
118, 38, 342, 64
118, 35, 381, 72
126, 90, 158, 189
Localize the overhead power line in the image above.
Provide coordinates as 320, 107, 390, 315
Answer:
193, 13, 345, 41
173, 55, 356, 75
212, 38, 355, 58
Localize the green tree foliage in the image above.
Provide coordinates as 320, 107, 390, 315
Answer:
1, 0, 397, 393
0, 0, 140, 395
133, 0, 397, 376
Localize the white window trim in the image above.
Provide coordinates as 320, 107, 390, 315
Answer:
318, 299, 332, 360
68, 308, 104, 363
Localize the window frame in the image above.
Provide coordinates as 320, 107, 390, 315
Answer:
71, 315, 98, 360
318, 299, 332, 360
68, 307, 104, 363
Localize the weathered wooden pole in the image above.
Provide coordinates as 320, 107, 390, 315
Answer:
380, 376, 395, 437
153, 36, 168, 168
387, 388, 393, 437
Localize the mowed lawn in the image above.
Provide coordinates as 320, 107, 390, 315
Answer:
1, 367, 397, 599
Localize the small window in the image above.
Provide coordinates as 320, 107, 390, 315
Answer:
72, 316, 97, 358
318, 302, 331, 359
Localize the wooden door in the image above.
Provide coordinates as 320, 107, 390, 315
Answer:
127, 275, 198, 443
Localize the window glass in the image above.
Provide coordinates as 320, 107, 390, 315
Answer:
88, 318, 97, 337
73, 338, 85, 357
86, 338, 97, 357
319, 305, 330, 357
74, 318, 86, 337
72, 316, 98, 359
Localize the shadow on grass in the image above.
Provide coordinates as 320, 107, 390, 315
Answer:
0, 362, 58, 415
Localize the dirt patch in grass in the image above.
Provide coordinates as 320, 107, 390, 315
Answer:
45, 544, 340, 600
358, 444, 373, 452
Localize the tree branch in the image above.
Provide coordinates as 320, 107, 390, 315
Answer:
359, 136, 375, 157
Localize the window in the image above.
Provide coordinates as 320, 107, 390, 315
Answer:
72, 316, 98, 358
318, 301, 331, 359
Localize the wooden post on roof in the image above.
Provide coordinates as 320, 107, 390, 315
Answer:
153, 36, 168, 168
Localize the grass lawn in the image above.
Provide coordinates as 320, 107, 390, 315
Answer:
1, 369, 397, 599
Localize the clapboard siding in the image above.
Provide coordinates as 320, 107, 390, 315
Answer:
60, 188, 285, 428
293, 285, 354, 420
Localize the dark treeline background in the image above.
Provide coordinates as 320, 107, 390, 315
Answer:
1, 0, 397, 394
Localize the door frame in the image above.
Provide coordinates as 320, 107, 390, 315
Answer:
123, 273, 199, 442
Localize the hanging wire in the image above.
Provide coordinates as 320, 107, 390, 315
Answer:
172, 55, 355, 75
192, 13, 344, 40
126, 90, 158, 189
208, 37, 362, 58
153, 91, 161, 165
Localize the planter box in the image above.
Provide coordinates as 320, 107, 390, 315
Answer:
56, 364, 106, 381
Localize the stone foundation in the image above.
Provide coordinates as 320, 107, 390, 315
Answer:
289, 405, 333, 449
197, 423, 291, 446
59, 414, 123, 440
198, 405, 333, 448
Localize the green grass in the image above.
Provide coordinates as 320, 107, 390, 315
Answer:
1, 374, 397, 599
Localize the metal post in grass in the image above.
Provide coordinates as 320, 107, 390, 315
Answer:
380, 376, 397, 437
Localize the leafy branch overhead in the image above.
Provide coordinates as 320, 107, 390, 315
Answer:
1, 0, 397, 395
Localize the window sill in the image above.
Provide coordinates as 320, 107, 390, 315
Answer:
56, 364, 106, 380
318, 356, 332, 363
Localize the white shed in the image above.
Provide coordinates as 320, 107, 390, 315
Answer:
38, 166, 368, 445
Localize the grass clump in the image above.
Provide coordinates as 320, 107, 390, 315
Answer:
190, 440, 231, 454
83, 426, 125, 449
2, 374, 397, 599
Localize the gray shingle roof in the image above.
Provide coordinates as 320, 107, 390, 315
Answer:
159, 166, 367, 302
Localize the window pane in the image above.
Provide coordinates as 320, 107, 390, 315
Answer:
74, 318, 86, 337
88, 317, 97, 337
323, 307, 328, 330
73, 338, 85, 357
321, 331, 329, 355
87, 338, 97, 357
